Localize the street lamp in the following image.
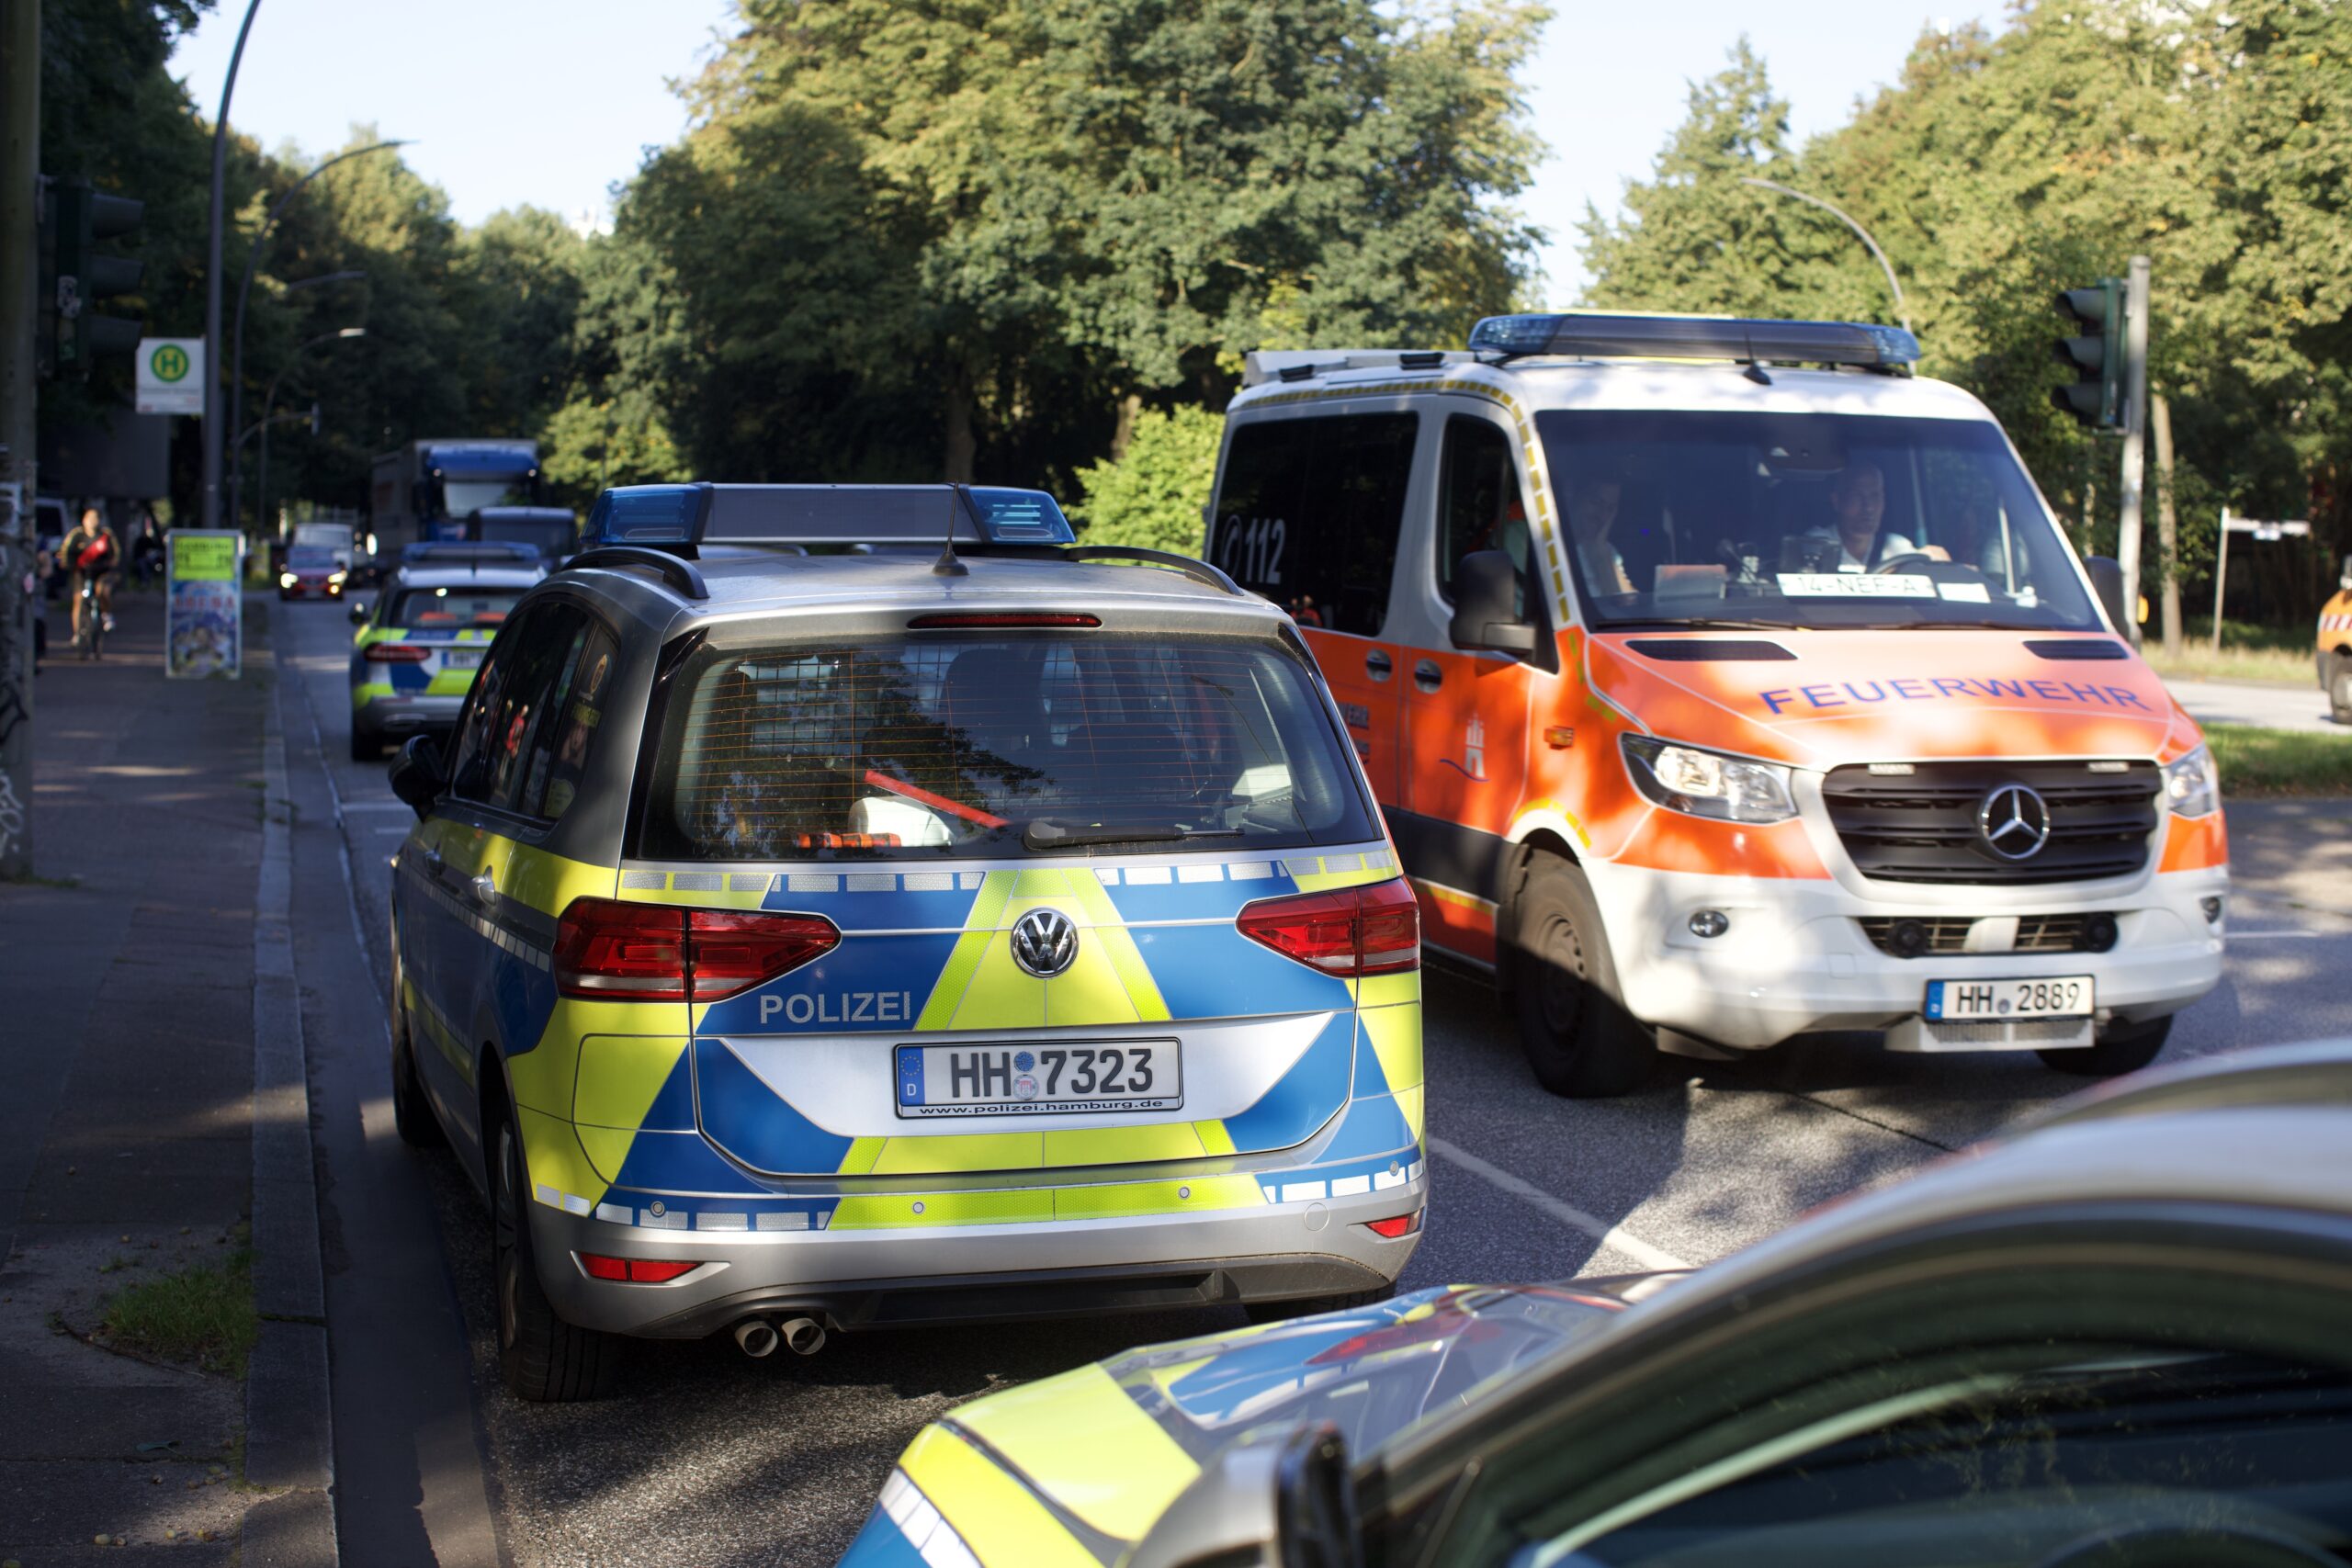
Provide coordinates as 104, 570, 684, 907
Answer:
201, 0, 264, 529
1737, 176, 1912, 334
247, 327, 367, 540
227, 138, 410, 519
232, 268, 367, 526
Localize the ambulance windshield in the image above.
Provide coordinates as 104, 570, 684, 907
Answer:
1537, 411, 2104, 633
636, 632, 1378, 862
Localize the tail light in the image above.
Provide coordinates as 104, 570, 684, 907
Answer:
553, 898, 839, 1002
578, 1253, 699, 1283
1236, 877, 1419, 977
364, 643, 430, 662
1363, 1211, 1423, 1239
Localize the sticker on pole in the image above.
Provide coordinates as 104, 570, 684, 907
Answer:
137, 338, 205, 416
166, 530, 243, 679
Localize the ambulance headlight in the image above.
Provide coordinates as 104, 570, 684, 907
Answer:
2162, 745, 2217, 818
1622, 735, 1798, 825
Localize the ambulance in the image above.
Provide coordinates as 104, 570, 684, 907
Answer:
2319, 551, 2352, 724
1209, 313, 2227, 1096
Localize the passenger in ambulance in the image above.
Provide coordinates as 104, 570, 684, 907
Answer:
1804, 462, 1919, 570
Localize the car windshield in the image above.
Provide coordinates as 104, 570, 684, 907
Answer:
1538, 410, 2102, 633
475, 518, 571, 558
442, 477, 531, 515
636, 632, 1377, 862
287, 547, 338, 569
389, 586, 524, 628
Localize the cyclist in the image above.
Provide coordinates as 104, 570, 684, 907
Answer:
61, 507, 119, 647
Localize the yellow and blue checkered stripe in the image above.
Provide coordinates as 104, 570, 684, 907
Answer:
351, 622, 497, 709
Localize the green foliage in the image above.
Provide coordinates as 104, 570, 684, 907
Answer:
1070, 405, 1226, 555
1578, 7, 2352, 627
2203, 724, 2352, 797
102, 1247, 257, 1378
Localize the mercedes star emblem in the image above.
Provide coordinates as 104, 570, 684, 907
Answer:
1010, 908, 1080, 978
1976, 783, 2052, 861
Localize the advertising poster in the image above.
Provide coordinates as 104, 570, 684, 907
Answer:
166, 530, 243, 680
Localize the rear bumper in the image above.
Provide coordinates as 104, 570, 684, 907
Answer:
353, 692, 463, 734
1589, 859, 2228, 1051
526, 1169, 1428, 1339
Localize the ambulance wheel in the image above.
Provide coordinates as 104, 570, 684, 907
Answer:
1510, 855, 1655, 1098
1244, 1284, 1395, 1325
2038, 1014, 2171, 1077
388, 979, 444, 1148
493, 1117, 621, 1402
2329, 655, 2352, 725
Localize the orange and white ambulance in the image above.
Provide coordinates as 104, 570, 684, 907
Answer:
2319, 551, 2352, 724
1208, 313, 2228, 1095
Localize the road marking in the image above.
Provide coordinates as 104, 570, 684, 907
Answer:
1428, 1136, 1695, 1272
340, 800, 410, 813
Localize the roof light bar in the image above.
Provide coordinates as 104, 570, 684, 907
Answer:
580, 483, 1078, 553
1469, 312, 1919, 371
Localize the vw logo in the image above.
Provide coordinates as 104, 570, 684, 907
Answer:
1977, 783, 2052, 861
1010, 908, 1079, 978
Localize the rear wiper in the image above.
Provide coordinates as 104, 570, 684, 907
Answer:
1022, 819, 1239, 851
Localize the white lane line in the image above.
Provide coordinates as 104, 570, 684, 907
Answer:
2226, 929, 2349, 940
1429, 1136, 1694, 1273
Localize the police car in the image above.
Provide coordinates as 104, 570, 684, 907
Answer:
380, 484, 1427, 1401
347, 543, 545, 761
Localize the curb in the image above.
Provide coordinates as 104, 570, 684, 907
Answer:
247, 652, 340, 1563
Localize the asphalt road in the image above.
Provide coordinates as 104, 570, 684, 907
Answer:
2165, 674, 2345, 734
270, 599, 2352, 1568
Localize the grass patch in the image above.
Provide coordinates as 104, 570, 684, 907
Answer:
100, 1247, 257, 1377
2207, 724, 2352, 798
2144, 644, 2316, 685
0, 871, 80, 889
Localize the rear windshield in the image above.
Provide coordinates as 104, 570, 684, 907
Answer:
637, 632, 1375, 862
388, 586, 525, 628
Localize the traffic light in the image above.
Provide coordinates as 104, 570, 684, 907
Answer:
2052, 280, 2123, 431
38, 175, 146, 378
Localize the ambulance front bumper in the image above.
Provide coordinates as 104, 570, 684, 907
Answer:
1588, 860, 2228, 1052
526, 1170, 1429, 1339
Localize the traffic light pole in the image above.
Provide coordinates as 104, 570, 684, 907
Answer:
1, 0, 41, 880
2115, 255, 2151, 646
199, 0, 264, 532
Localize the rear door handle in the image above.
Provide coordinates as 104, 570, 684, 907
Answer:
1364, 649, 1392, 682
1414, 659, 1442, 693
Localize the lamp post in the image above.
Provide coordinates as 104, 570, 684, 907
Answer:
248, 327, 366, 540
200, 0, 263, 530
227, 138, 408, 518
1737, 176, 1912, 334
230, 266, 366, 527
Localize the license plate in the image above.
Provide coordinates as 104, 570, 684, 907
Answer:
894, 1042, 1182, 1118
1926, 976, 2095, 1021
443, 648, 482, 670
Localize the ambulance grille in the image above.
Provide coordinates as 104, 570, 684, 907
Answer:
1822, 761, 2160, 886
1858, 913, 2114, 957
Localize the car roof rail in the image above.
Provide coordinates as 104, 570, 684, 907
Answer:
1467, 311, 1919, 373
562, 545, 710, 602
1061, 545, 1245, 597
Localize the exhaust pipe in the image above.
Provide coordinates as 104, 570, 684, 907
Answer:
733, 1318, 780, 1359
780, 1315, 826, 1356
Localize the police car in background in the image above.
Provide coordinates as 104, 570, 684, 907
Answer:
380, 484, 1427, 1400
347, 542, 545, 761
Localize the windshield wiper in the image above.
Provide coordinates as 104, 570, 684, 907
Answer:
1600, 617, 1796, 632
1022, 819, 1240, 852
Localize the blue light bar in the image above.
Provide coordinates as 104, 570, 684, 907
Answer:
581, 483, 1076, 552
400, 540, 540, 564
1469, 312, 1919, 370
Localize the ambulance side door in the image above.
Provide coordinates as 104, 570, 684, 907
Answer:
1392, 405, 1548, 964
1207, 405, 1422, 807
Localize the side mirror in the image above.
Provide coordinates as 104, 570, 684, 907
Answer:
2084, 556, 2129, 636
1448, 549, 1536, 655
388, 734, 448, 819
347, 599, 370, 625
1126, 1423, 1363, 1568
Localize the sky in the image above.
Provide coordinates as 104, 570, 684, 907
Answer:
169, 1, 1997, 300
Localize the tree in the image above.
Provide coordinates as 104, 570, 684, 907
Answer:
1069, 404, 1224, 555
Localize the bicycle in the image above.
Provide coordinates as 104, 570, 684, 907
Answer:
74, 575, 105, 660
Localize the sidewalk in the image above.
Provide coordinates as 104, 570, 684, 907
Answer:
0, 590, 333, 1564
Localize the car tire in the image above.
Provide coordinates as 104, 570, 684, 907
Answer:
2038, 1014, 2172, 1077
389, 983, 445, 1149
1508, 854, 1655, 1098
493, 1116, 621, 1403
1243, 1283, 1395, 1325
2330, 654, 2352, 726
349, 726, 379, 762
